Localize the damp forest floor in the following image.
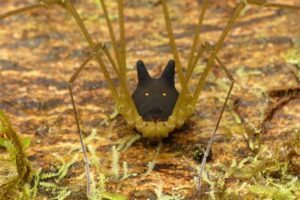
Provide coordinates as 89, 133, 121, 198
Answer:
0, 0, 300, 199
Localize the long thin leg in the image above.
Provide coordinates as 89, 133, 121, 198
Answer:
68, 54, 95, 84
160, 0, 184, 85
101, 43, 138, 116
172, 0, 209, 116
264, 3, 300, 10
63, 0, 119, 102
63, 0, 138, 118
0, 0, 124, 102
67, 44, 136, 198
64, 0, 138, 117
0, 1, 137, 196
248, 0, 300, 10
191, 1, 246, 195
1, 0, 138, 123
67, 43, 125, 195
0, 0, 64, 20
67, 54, 95, 196
172, 43, 210, 116
117, 0, 127, 81
194, 0, 300, 194
185, 0, 209, 80
0, 4, 44, 19
196, 55, 235, 194
94, 43, 120, 75
192, 1, 246, 107
99, 0, 122, 72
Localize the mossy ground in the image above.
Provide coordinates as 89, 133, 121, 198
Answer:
0, 0, 299, 199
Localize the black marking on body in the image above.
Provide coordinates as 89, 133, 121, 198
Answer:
132, 60, 179, 122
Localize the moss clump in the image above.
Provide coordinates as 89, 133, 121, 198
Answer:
201, 143, 300, 199
284, 48, 300, 67
0, 110, 32, 199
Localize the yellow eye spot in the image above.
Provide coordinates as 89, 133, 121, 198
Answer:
162, 92, 167, 96
145, 92, 149, 96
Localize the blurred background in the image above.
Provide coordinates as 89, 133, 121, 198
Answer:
0, 0, 299, 199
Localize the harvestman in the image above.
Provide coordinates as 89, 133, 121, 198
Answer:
1, 0, 299, 197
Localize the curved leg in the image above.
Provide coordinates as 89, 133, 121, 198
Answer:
0, 4, 44, 19
1, 0, 138, 128
196, 55, 235, 194
192, 2, 246, 108
0, 0, 122, 100
99, 0, 122, 73
173, 43, 210, 116
63, 0, 138, 119
99, 0, 128, 84
192, 1, 246, 195
0, 1, 134, 196
248, 0, 300, 10
67, 43, 126, 196
67, 43, 136, 197
160, 0, 184, 85
67, 53, 96, 196
117, 0, 127, 81
195, 0, 300, 195
185, 0, 209, 80
172, 0, 209, 116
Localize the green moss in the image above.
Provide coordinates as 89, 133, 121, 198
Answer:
201, 144, 300, 199
284, 48, 300, 67
0, 110, 32, 199
284, 47, 300, 81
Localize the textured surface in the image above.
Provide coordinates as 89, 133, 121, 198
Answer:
0, 0, 300, 199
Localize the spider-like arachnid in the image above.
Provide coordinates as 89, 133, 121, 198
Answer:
1, 0, 300, 198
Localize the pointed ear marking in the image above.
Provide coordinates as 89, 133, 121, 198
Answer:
161, 59, 176, 85
137, 60, 151, 84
